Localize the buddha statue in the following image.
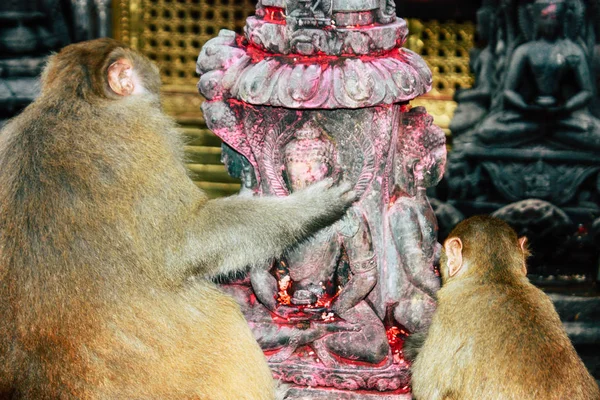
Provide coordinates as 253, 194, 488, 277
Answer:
475, 0, 600, 151
246, 118, 390, 367
449, 0, 498, 136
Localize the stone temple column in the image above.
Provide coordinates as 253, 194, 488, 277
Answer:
197, 0, 446, 397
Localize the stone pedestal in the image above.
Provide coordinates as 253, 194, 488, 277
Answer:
197, 0, 445, 397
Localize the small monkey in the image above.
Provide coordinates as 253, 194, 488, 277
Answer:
410, 215, 600, 400
0, 39, 356, 400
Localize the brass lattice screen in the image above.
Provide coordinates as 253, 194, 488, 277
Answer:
114, 0, 256, 88
112, 0, 474, 197
407, 19, 474, 130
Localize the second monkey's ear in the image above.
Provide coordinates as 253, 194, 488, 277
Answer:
107, 58, 135, 96
518, 236, 529, 276
444, 237, 463, 277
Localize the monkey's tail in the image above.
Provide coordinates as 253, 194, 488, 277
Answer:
274, 379, 290, 400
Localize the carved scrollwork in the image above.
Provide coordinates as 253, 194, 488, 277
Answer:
244, 16, 408, 56
482, 161, 599, 205
260, 117, 304, 196
197, 30, 431, 109
270, 359, 409, 391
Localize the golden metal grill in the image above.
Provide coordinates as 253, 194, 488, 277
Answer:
114, 0, 256, 87
406, 18, 475, 132
112, 0, 475, 196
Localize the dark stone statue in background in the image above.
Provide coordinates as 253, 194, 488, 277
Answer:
476, 0, 600, 150
0, 0, 111, 125
440, 0, 600, 280
0, 0, 69, 124
449, 0, 498, 136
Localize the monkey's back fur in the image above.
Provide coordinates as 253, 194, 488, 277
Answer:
411, 217, 600, 400
0, 39, 354, 400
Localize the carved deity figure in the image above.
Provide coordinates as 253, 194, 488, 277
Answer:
286, 0, 332, 27
379, 107, 445, 333
449, 1, 498, 136
247, 119, 390, 366
476, 0, 600, 150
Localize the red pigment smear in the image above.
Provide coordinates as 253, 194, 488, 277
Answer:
341, 23, 377, 30
277, 276, 292, 305
433, 263, 441, 277
226, 98, 258, 112
383, 303, 409, 365
263, 6, 286, 24
386, 326, 408, 365
236, 34, 405, 67
272, 272, 343, 323
322, 349, 392, 368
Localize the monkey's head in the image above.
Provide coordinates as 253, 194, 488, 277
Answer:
440, 215, 530, 284
40, 38, 161, 102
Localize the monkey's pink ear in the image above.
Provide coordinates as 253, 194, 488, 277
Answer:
518, 237, 528, 252
519, 237, 529, 276
444, 237, 463, 277
107, 58, 135, 96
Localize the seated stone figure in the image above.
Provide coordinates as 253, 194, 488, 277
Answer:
383, 107, 445, 333
247, 119, 390, 367
449, 2, 497, 136
476, 0, 600, 150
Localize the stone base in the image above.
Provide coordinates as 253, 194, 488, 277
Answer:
285, 386, 411, 399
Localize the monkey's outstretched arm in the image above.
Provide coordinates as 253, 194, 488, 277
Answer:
183, 179, 355, 278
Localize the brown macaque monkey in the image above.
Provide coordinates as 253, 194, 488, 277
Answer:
0, 38, 357, 400
410, 215, 600, 400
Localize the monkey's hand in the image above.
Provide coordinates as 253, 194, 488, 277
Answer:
289, 178, 358, 229
186, 178, 357, 278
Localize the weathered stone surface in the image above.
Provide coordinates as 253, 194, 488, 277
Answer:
197, 30, 431, 109
198, 0, 443, 397
245, 17, 408, 55
285, 386, 411, 399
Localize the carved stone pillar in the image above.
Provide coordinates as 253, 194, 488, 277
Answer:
197, 0, 445, 397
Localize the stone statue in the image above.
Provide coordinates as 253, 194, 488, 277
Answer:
441, 0, 600, 281
286, 0, 332, 27
476, 0, 600, 150
198, 0, 445, 394
247, 118, 390, 367
381, 108, 445, 333
0, 0, 70, 124
449, 1, 498, 136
